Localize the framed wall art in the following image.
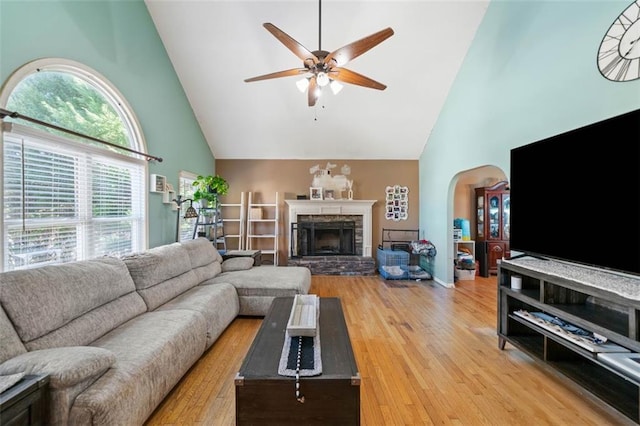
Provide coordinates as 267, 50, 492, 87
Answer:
385, 185, 408, 221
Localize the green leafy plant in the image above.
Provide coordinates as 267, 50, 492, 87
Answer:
192, 174, 229, 207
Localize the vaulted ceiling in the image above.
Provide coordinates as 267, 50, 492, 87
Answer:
144, 1, 489, 160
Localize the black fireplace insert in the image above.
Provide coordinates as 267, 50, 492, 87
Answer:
293, 221, 356, 256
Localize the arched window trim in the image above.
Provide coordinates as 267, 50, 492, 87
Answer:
0, 58, 149, 271
0, 57, 148, 158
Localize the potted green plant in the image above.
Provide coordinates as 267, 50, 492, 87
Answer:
192, 174, 229, 207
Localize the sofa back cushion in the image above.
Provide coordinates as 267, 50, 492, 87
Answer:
0, 257, 146, 351
181, 238, 222, 282
0, 304, 27, 364
122, 243, 199, 311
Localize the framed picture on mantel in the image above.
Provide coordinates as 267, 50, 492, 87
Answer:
310, 187, 323, 200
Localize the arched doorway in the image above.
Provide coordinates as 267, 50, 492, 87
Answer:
451, 165, 507, 283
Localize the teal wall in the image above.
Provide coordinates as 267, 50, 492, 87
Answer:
419, 0, 640, 285
0, 0, 215, 248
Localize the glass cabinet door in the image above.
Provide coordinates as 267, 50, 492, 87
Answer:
502, 194, 510, 240
476, 196, 484, 236
489, 194, 500, 239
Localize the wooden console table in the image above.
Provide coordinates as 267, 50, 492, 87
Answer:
0, 374, 49, 425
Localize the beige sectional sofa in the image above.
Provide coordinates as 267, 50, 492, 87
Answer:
0, 237, 311, 425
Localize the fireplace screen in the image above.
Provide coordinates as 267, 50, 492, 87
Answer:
293, 221, 356, 256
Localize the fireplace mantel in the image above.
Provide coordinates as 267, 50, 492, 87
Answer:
285, 199, 376, 257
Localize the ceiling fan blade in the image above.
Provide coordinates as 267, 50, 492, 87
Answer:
324, 27, 394, 67
308, 77, 318, 107
329, 67, 387, 90
245, 68, 308, 83
263, 23, 319, 64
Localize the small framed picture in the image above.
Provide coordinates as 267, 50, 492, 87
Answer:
310, 187, 323, 200
324, 189, 334, 200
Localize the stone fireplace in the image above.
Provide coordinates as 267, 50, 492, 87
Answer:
285, 199, 376, 275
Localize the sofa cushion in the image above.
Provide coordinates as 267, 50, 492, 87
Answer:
0, 257, 145, 349
68, 309, 207, 426
28, 292, 147, 352
122, 243, 200, 311
211, 266, 311, 297
182, 237, 222, 266
222, 257, 254, 272
209, 266, 311, 316
181, 237, 222, 282
0, 346, 115, 389
0, 305, 26, 365
155, 282, 239, 348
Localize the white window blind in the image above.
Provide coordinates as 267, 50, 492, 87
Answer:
2, 123, 146, 271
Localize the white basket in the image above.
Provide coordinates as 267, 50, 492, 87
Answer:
287, 294, 318, 337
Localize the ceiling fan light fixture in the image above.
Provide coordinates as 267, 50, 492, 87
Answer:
330, 79, 343, 95
316, 72, 330, 87
244, 0, 394, 107
296, 77, 310, 92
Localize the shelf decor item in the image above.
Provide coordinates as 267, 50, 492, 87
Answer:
286, 294, 318, 337
192, 174, 229, 207
150, 174, 166, 193
346, 179, 354, 200
310, 187, 323, 200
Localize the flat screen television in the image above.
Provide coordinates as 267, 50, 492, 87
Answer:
509, 108, 640, 277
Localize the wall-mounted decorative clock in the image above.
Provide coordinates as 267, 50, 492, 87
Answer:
597, 0, 640, 81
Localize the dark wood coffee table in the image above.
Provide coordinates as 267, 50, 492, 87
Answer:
235, 297, 360, 425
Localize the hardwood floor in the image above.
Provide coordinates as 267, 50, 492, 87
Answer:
145, 275, 633, 426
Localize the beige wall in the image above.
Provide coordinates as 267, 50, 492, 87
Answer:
216, 160, 419, 265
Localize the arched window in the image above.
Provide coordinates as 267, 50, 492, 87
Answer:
1, 58, 147, 271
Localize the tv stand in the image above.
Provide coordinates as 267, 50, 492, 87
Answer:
498, 256, 640, 423
507, 252, 547, 261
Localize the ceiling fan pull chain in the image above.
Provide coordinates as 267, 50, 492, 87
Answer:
318, 0, 322, 51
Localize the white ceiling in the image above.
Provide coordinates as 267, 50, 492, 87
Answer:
144, 0, 489, 160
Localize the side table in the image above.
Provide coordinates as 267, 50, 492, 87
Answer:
222, 249, 262, 266
0, 374, 49, 426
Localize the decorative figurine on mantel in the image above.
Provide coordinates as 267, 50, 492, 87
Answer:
347, 179, 354, 200
309, 162, 352, 199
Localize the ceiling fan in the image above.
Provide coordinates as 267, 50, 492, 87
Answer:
244, 0, 394, 107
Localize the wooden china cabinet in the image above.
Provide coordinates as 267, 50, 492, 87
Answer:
475, 181, 510, 276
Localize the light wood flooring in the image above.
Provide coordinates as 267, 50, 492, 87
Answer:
145, 274, 633, 426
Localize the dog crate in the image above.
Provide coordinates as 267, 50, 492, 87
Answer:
377, 246, 410, 280
377, 247, 410, 267
377, 229, 436, 280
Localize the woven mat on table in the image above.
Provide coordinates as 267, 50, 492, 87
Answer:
277, 299, 322, 377
278, 332, 322, 376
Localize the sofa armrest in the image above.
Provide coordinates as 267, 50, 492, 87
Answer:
0, 346, 115, 389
